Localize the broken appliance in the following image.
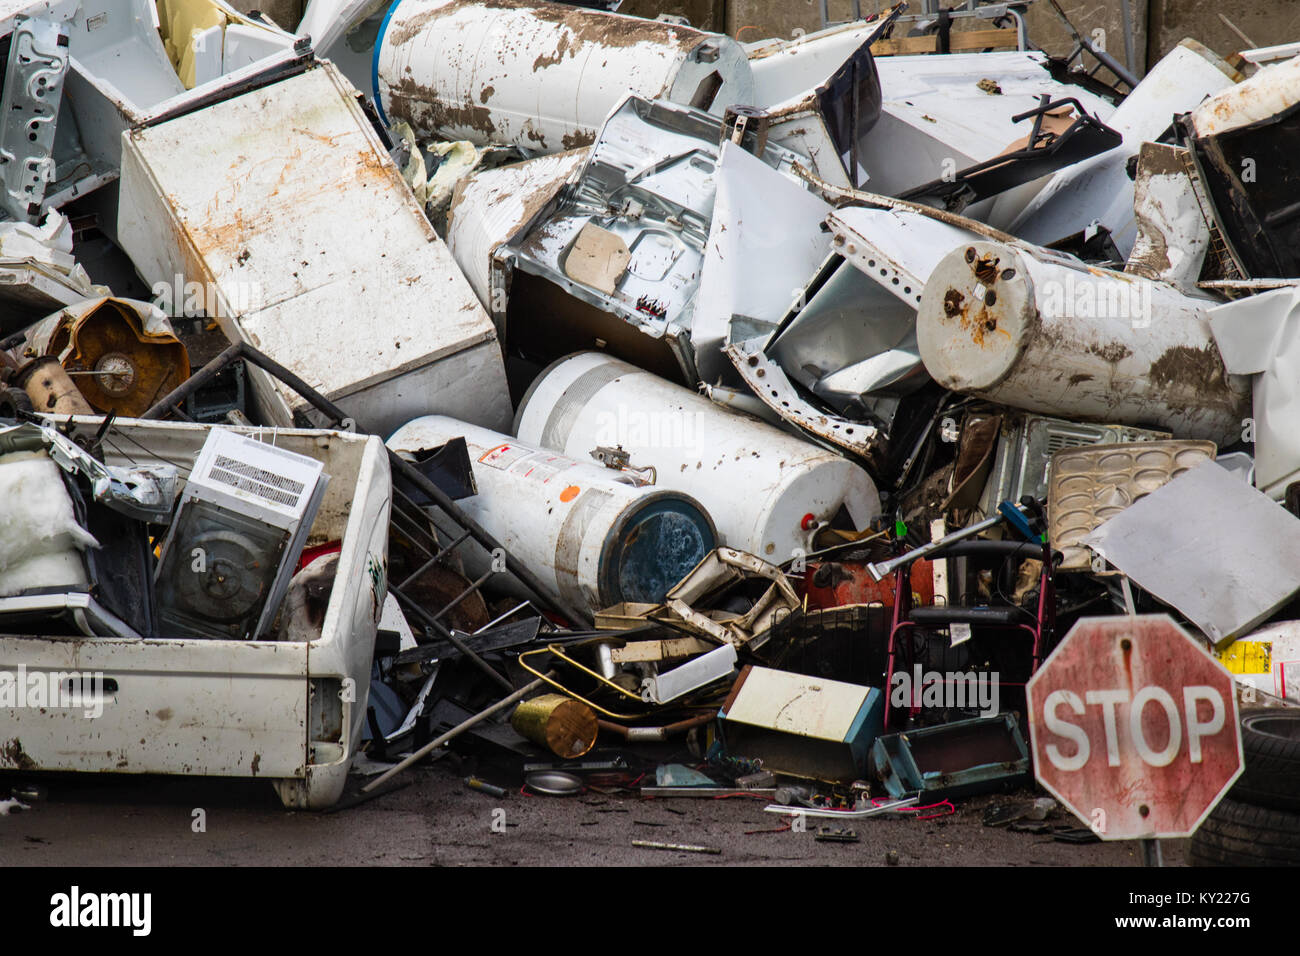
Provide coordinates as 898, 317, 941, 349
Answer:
1178, 52, 1300, 279
497, 94, 806, 384
915, 238, 1251, 445
0, 418, 391, 809
375, 0, 753, 151
116, 61, 513, 436
154, 426, 328, 642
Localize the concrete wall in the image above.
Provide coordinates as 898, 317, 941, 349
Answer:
1148, 0, 1300, 65
704, 0, 1297, 77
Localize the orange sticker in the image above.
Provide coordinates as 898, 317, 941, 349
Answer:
559, 485, 581, 502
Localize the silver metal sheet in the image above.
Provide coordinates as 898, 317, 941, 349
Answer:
1083, 461, 1300, 645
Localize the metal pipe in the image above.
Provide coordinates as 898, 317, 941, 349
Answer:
597, 711, 716, 742
361, 675, 551, 792
866, 508, 1017, 582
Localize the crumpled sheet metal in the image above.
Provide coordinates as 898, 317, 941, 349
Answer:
1125, 142, 1209, 287
502, 95, 804, 382
725, 337, 885, 466
24, 297, 190, 417
692, 141, 832, 385
827, 205, 986, 309
0, 212, 106, 333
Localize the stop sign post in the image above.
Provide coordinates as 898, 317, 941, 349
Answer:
1027, 614, 1243, 842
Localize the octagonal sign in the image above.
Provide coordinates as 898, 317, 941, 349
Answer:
1027, 614, 1242, 840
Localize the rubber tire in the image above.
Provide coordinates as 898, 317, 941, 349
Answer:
1189, 796, 1300, 866
1233, 709, 1300, 812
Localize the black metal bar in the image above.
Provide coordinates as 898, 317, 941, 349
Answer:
390, 584, 514, 693
397, 527, 473, 592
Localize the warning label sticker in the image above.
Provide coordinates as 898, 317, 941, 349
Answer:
479, 444, 575, 484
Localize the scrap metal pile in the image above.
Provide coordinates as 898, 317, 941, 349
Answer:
3, 0, 1300, 861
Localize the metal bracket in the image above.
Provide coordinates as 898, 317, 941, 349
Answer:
0, 17, 70, 222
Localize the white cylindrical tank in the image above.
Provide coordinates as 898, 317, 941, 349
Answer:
387, 416, 716, 613
514, 352, 881, 562
916, 240, 1251, 446
375, 0, 754, 152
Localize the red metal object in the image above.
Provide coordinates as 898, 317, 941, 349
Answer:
1027, 614, 1243, 840
801, 559, 934, 611
297, 540, 342, 572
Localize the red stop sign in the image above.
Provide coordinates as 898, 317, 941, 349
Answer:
1027, 614, 1242, 840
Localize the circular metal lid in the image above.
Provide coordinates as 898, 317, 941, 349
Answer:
524, 770, 583, 796
916, 240, 1036, 393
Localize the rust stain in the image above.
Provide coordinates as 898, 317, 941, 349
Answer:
1149, 345, 1227, 391
561, 129, 595, 150
387, 75, 499, 137
1, 738, 37, 771
385, 0, 701, 53
532, 31, 573, 71
1088, 342, 1132, 363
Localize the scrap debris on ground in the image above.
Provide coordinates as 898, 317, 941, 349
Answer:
2, 0, 1300, 869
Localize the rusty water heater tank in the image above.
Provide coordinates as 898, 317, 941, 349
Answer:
915, 240, 1250, 446
375, 0, 754, 152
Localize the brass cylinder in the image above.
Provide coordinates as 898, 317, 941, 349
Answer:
510, 693, 598, 759
15, 356, 94, 416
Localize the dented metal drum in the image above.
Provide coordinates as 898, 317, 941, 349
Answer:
387, 416, 716, 612
916, 241, 1251, 446
375, 0, 753, 151
515, 352, 881, 562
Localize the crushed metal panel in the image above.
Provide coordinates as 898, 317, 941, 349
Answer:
502, 94, 804, 381
1125, 141, 1210, 287
915, 238, 1251, 446
857, 50, 1117, 224
1209, 286, 1300, 500
1084, 461, 1300, 645
692, 140, 831, 385
764, 252, 922, 423
445, 147, 588, 317
749, 11, 894, 188
827, 204, 986, 306
1007, 39, 1240, 259
117, 62, 512, 437
725, 336, 885, 466
375, 0, 753, 152
0, 211, 103, 333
